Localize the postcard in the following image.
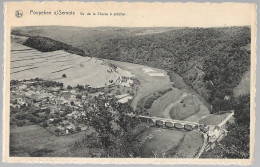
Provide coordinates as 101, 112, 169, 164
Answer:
2, 1, 256, 165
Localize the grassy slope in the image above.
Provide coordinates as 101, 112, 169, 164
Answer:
199, 112, 231, 126
148, 88, 182, 118
233, 70, 250, 97
10, 125, 90, 157
132, 126, 204, 158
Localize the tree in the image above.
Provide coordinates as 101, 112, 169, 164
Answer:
62, 74, 67, 78
76, 84, 84, 90
75, 126, 81, 132
76, 94, 82, 99
79, 96, 140, 157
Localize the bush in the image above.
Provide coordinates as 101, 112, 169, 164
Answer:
62, 74, 67, 78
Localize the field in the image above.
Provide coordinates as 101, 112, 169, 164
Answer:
11, 42, 132, 88
147, 89, 182, 118
133, 126, 204, 158
171, 131, 204, 158
10, 125, 92, 157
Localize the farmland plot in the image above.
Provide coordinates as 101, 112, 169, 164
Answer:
11, 43, 133, 88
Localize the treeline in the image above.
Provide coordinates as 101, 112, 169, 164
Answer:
23, 36, 86, 56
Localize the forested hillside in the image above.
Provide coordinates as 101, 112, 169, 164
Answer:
94, 27, 250, 113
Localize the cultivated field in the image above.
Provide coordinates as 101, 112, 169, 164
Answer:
11, 43, 132, 88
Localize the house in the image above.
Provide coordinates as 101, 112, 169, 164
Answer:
52, 87, 60, 92
207, 125, 221, 143
30, 86, 36, 90
33, 102, 41, 108
70, 90, 76, 94
71, 94, 76, 100
75, 101, 83, 107
13, 104, 21, 109
82, 94, 87, 100
19, 84, 27, 90
57, 126, 65, 131
61, 91, 72, 100
66, 124, 76, 134
18, 101, 28, 107
16, 97, 24, 103
48, 118, 55, 123
224, 95, 230, 101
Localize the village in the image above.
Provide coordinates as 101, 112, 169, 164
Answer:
9, 78, 128, 136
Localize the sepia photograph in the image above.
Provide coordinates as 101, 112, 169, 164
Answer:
9, 25, 252, 158
2, 1, 256, 165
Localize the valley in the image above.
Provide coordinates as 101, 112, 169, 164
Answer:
9, 26, 251, 159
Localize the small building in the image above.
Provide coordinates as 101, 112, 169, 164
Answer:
66, 124, 76, 134
207, 125, 221, 143
13, 104, 21, 109
82, 94, 87, 100
224, 95, 231, 101
61, 91, 72, 100
70, 90, 76, 94
19, 84, 27, 90
71, 94, 76, 99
